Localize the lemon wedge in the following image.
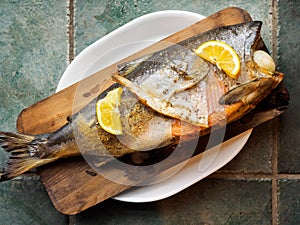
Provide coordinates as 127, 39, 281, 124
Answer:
96, 87, 123, 135
195, 40, 241, 79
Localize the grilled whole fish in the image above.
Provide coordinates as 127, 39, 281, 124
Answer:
0, 21, 284, 181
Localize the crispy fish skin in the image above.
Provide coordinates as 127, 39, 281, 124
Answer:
0, 21, 284, 181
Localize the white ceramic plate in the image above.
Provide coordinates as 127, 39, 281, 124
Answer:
57, 10, 252, 203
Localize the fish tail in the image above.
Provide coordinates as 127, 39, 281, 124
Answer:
0, 131, 58, 181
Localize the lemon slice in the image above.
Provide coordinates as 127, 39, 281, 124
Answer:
96, 87, 123, 135
194, 40, 241, 79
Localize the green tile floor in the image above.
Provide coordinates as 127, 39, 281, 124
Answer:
0, 0, 299, 224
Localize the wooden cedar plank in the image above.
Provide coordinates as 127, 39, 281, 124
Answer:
17, 7, 256, 215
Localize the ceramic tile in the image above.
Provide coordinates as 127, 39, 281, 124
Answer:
73, 179, 272, 225
219, 122, 273, 174
277, 0, 300, 173
0, 179, 67, 225
278, 179, 300, 225
0, 0, 69, 222
0, 0, 299, 224
0, 0, 68, 132
74, 0, 273, 54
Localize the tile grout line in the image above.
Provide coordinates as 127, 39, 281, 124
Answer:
67, 1, 75, 224
271, 1, 279, 225
209, 172, 300, 180
271, 0, 279, 61
67, 0, 75, 64
272, 120, 279, 225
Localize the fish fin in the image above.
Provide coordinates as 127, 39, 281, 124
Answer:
113, 74, 209, 126
113, 73, 146, 95
0, 132, 57, 181
117, 54, 153, 76
219, 78, 275, 105
113, 74, 156, 105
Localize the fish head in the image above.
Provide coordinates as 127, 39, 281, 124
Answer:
219, 49, 284, 106
215, 21, 284, 106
